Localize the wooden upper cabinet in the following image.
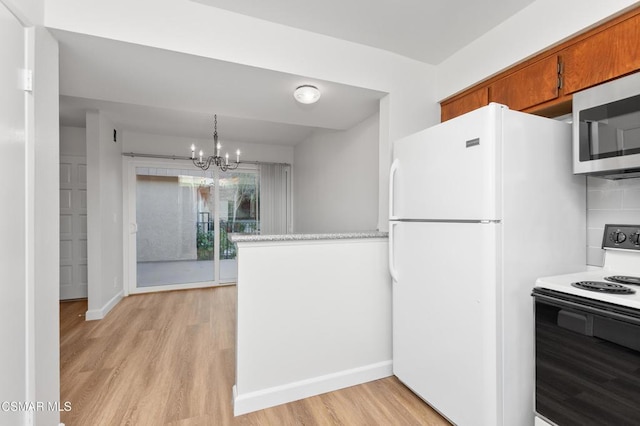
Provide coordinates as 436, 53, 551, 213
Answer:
490, 55, 559, 111
440, 87, 488, 122
562, 12, 640, 95
561, 15, 640, 94
439, 7, 640, 122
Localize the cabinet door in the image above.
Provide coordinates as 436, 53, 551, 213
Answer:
562, 13, 640, 95
440, 87, 488, 122
490, 55, 559, 111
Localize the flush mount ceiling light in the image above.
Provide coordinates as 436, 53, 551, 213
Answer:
294, 85, 321, 104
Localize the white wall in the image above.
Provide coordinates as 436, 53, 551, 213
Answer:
123, 130, 294, 164
437, 0, 640, 100
86, 111, 124, 320
0, 5, 28, 425
60, 125, 87, 156
30, 26, 61, 426
44, 0, 440, 232
0, 0, 60, 424
234, 237, 391, 415
294, 113, 379, 233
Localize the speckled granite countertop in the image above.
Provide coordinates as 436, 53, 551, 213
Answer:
230, 231, 388, 243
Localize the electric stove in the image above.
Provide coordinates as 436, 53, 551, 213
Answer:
535, 224, 640, 310
533, 224, 640, 426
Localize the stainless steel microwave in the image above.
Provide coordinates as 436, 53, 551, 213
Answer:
573, 72, 640, 179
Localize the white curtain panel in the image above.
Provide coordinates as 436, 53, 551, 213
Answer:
259, 164, 291, 234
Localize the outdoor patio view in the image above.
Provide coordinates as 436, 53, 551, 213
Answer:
136, 166, 259, 287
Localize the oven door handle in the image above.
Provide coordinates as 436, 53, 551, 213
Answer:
534, 292, 640, 326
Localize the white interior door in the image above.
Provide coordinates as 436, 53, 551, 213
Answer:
60, 155, 88, 299
0, 3, 27, 424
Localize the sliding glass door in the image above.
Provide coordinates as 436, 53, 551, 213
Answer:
218, 168, 260, 283
134, 166, 216, 289
126, 160, 260, 293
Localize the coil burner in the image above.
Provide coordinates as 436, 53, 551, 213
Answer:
605, 276, 640, 286
571, 281, 635, 294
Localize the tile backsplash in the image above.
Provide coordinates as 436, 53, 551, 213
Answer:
587, 176, 640, 266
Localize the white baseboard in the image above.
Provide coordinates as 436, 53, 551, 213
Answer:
59, 283, 88, 300
233, 360, 392, 416
85, 290, 123, 321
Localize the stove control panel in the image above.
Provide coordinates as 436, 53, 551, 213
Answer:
602, 224, 640, 250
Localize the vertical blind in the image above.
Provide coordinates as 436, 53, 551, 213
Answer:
259, 163, 291, 235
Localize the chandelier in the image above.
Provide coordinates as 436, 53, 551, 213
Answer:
190, 114, 240, 172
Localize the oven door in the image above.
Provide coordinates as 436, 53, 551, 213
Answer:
533, 288, 640, 426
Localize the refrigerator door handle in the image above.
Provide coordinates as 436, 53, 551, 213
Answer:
389, 221, 399, 283
389, 158, 399, 220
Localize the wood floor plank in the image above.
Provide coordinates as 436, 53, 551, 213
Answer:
61, 287, 450, 425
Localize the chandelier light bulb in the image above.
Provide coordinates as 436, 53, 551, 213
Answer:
294, 85, 321, 104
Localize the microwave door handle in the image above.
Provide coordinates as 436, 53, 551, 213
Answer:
589, 120, 600, 155
616, 127, 625, 151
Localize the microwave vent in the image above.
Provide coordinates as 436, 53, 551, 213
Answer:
597, 169, 640, 180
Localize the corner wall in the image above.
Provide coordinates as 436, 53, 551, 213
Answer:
294, 113, 379, 233
31, 26, 61, 426
86, 111, 124, 320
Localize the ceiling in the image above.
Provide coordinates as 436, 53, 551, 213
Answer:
191, 0, 536, 65
56, 29, 385, 145
59, 96, 319, 146
56, 0, 535, 146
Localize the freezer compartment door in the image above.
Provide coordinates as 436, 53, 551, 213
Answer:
392, 221, 500, 426
390, 104, 502, 221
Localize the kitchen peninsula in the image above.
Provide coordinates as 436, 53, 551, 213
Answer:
230, 232, 390, 415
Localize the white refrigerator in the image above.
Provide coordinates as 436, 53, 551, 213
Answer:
388, 103, 586, 426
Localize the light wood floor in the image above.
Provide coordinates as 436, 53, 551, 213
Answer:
60, 286, 450, 425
